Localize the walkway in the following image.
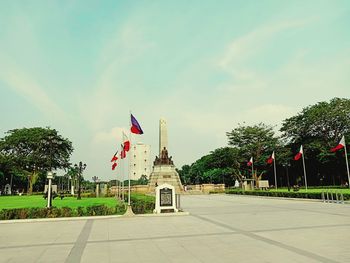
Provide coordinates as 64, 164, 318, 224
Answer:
0, 195, 349, 262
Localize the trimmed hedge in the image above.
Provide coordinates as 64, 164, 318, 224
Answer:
126, 193, 155, 214
0, 204, 126, 220
0, 194, 156, 220
226, 189, 350, 200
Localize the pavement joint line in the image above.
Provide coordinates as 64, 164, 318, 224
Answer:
192, 213, 340, 263
3, 221, 349, 252
0, 231, 239, 250
65, 219, 93, 263
252, 223, 350, 233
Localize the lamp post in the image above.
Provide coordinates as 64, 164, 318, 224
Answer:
74, 161, 87, 200
47, 171, 54, 208
92, 176, 99, 197
285, 162, 291, 191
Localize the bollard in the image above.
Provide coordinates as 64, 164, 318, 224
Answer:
330, 191, 334, 202
175, 194, 181, 210
335, 190, 339, 203
179, 194, 181, 209
321, 191, 325, 203
341, 192, 344, 204
326, 190, 329, 203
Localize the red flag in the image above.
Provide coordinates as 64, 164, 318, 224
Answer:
110, 151, 118, 162
267, 151, 275, 164
247, 157, 253, 166
331, 136, 345, 152
112, 162, 117, 170
130, 114, 144, 134
123, 131, 130, 152
294, 145, 303, 161
120, 144, 126, 159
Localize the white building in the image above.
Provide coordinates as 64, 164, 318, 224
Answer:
129, 143, 151, 180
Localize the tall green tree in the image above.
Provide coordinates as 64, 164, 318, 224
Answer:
226, 123, 281, 182
0, 127, 74, 193
280, 98, 350, 185
177, 147, 241, 185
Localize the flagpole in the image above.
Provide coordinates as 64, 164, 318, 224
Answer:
121, 142, 125, 201
343, 139, 350, 189
301, 146, 308, 191
273, 152, 277, 190
252, 157, 254, 190
128, 111, 132, 207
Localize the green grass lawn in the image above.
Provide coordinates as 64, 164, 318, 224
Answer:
0, 195, 119, 210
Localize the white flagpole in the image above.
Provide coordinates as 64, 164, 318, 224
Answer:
121, 142, 125, 201
301, 146, 308, 191
128, 111, 132, 207
251, 157, 254, 189
273, 152, 277, 190
343, 137, 350, 189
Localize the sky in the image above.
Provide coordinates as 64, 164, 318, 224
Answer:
0, 0, 349, 181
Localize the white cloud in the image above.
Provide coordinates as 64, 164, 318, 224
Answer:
0, 57, 67, 122
218, 19, 311, 73
92, 126, 126, 145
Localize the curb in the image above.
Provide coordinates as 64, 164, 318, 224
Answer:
0, 211, 190, 224
227, 193, 325, 203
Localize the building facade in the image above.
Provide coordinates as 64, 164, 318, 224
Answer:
129, 143, 151, 180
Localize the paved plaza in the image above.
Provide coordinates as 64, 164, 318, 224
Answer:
0, 194, 349, 262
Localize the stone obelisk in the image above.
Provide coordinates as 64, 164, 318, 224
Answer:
159, 118, 168, 156
148, 118, 183, 193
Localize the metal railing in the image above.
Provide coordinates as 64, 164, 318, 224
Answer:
321, 189, 344, 204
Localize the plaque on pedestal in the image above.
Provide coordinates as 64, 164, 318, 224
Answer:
154, 183, 178, 214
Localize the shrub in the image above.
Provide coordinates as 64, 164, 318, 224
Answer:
115, 202, 126, 214
126, 194, 155, 214
76, 207, 86, 216
86, 205, 114, 216
225, 189, 350, 200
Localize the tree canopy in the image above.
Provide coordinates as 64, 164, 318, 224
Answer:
0, 127, 74, 193
0, 127, 73, 171
179, 97, 350, 187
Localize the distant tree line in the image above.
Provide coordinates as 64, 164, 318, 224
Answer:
177, 98, 350, 187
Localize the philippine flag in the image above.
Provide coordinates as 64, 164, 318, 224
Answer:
267, 151, 274, 164
123, 131, 130, 152
330, 136, 345, 152
247, 157, 253, 166
110, 151, 118, 162
294, 145, 303, 161
130, 114, 144, 135
120, 144, 126, 159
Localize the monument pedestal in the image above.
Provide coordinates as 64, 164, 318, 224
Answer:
148, 165, 183, 194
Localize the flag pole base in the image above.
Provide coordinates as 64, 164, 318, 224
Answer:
123, 205, 135, 217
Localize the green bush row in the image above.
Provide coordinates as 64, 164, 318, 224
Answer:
225, 189, 350, 200
0, 204, 127, 220
126, 194, 155, 214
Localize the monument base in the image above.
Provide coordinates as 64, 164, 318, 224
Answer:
148, 164, 183, 194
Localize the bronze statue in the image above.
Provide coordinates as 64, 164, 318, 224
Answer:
154, 147, 174, 165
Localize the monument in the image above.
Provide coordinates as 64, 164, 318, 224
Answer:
148, 118, 183, 193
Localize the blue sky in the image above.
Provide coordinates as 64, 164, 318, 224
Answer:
1, 0, 349, 180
